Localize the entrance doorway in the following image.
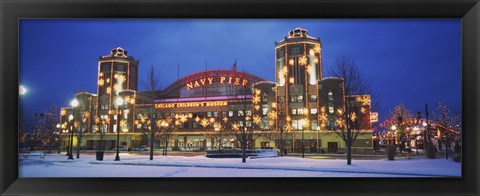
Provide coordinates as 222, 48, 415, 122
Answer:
261, 142, 270, 149
327, 142, 338, 153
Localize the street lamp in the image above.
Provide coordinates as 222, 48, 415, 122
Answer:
67, 114, 74, 159
56, 123, 61, 154
19, 85, 27, 96
114, 97, 123, 161
300, 119, 307, 158
68, 98, 78, 160
413, 126, 420, 155
422, 121, 428, 152
390, 125, 397, 145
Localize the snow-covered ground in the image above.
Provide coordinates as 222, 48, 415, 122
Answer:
19, 153, 461, 177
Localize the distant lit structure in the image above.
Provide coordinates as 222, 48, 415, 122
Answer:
59, 28, 373, 153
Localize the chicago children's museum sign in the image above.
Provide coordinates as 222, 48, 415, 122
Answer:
155, 101, 229, 109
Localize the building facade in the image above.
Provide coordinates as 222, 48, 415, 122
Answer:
59, 28, 373, 153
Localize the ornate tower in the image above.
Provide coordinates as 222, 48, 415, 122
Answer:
275, 28, 322, 133
96, 47, 139, 132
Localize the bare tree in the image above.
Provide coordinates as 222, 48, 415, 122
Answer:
74, 93, 94, 159
198, 111, 233, 150
143, 65, 160, 160
329, 56, 373, 165
93, 116, 109, 153
156, 117, 177, 156
226, 85, 267, 163
19, 120, 27, 146
34, 104, 60, 153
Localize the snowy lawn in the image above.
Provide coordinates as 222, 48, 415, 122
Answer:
19, 153, 461, 177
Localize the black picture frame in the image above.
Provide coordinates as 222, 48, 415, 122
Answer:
1, 0, 479, 195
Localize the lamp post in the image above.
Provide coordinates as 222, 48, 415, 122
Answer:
68, 98, 78, 160
300, 118, 308, 158
390, 125, 397, 145
114, 97, 123, 161
56, 124, 61, 154
422, 120, 428, 154
67, 114, 74, 159
444, 133, 448, 159
413, 126, 420, 155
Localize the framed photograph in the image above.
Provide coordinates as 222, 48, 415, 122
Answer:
1, 0, 479, 195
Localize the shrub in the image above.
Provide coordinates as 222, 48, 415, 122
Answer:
386, 145, 396, 160
454, 145, 461, 153
452, 153, 461, 162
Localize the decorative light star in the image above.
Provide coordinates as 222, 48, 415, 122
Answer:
314, 44, 321, 53
350, 112, 357, 122
253, 95, 261, 104
98, 79, 104, 86
299, 56, 307, 66
289, 58, 295, 66
356, 95, 371, 105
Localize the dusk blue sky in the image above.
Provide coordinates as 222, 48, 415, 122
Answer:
19, 19, 461, 131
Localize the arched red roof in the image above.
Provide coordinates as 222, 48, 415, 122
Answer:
160, 69, 265, 96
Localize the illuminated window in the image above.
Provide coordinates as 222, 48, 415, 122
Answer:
289, 77, 294, 84
262, 93, 268, 103
311, 120, 318, 130
246, 121, 252, 127
298, 108, 304, 115
297, 95, 303, 102
101, 124, 108, 131
101, 104, 109, 110
239, 121, 244, 127
329, 106, 334, 114
310, 94, 317, 102
291, 109, 297, 115
262, 107, 268, 116
310, 108, 318, 115
113, 115, 117, 120
207, 112, 212, 117
113, 124, 117, 132
290, 95, 298, 103
328, 91, 334, 101
228, 111, 234, 117
213, 112, 218, 117
246, 110, 252, 116
290, 95, 303, 103
238, 111, 244, 117
292, 120, 299, 130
